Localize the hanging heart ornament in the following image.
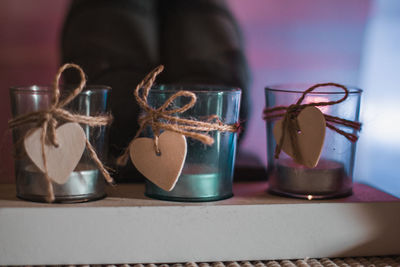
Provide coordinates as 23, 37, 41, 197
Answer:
273, 106, 326, 168
24, 122, 86, 184
130, 130, 187, 191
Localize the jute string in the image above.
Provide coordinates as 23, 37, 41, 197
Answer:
8, 63, 113, 202
117, 65, 239, 165
263, 83, 361, 164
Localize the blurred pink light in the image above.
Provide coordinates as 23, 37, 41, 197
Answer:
303, 96, 330, 113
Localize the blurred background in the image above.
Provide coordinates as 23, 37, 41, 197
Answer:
1, 0, 399, 197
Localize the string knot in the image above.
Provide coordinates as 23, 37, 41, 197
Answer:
287, 104, 299, 115
44, 112, 52, 121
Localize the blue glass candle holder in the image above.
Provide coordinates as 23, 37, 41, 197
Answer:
144, 85, 241, 202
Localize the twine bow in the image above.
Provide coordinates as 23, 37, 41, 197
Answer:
263, 83, 361, 164
117, 65, 239, 165
8, 63, 113, 202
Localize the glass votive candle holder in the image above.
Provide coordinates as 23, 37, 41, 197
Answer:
10, 85, 111, 203
264, 84, 362, 199
144, 85, 241, 202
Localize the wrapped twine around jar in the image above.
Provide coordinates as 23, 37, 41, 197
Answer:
117, 65, 241, 165
263, 83, 361, 164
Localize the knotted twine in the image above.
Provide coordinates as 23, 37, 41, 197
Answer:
263, 83, 361, 165
117, 65, 240, 165
8, 63, 113, 202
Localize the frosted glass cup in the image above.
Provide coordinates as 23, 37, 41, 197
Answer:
10, 85, 111, 203
265, 84, 362, 199
145, 85, 241, 202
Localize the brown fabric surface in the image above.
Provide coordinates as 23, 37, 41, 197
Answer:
5, 256, 400, 267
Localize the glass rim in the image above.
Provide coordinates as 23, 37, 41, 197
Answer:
265, 83, 362, 94
10, 84, 111, 94
150, 84, 241, 94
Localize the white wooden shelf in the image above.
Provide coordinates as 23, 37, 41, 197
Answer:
0, 182, 399, 265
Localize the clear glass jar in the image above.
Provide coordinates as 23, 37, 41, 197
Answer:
10, 85, 111, 203
265, 84, 362, 199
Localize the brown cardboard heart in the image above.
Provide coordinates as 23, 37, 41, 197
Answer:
130, 131, 187, 191
273, 106, 326, 168
24, 122, 87, 184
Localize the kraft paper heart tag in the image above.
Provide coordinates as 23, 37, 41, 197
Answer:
24, 122, 86, 184
130, 130, 187, 191
273, 106, 326, 168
